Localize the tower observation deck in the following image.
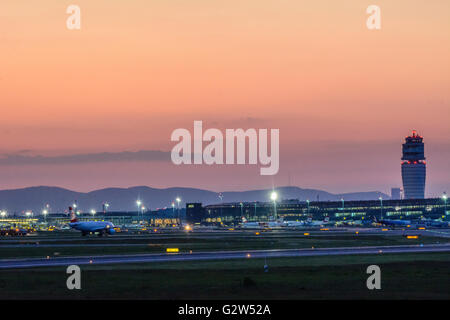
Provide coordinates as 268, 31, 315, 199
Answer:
401, 130, 426, 199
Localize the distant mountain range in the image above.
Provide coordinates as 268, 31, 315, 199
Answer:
0, 186, 389, 214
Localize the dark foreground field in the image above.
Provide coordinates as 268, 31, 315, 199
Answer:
1, 252, 448, 299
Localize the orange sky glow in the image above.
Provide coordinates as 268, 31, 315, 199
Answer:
0, 0, 449, 196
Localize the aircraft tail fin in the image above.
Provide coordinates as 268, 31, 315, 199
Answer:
69, 207, 78, 223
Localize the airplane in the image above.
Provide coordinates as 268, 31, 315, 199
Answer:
241, 216, 333, 229
68, 207, 116, 236
240, 217, 284, 229
302, 216, 333, 227
266, 220, 285, 228
282, 218, 326, 228
374, 217, 412, 228
240, 217, 267, 229
284, 220, 307, 227
417, 218, 449, 228
339, 220, 364, 227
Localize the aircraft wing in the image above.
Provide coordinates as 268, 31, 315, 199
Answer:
87, 226, 108, 232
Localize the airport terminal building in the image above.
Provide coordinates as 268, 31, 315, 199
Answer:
0, 211, 181, 228
0, 198, 447, 228
186, 198, 449, 225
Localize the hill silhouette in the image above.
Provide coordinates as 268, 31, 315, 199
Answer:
0, 186, 388, 214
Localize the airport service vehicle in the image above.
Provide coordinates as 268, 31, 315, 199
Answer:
68, 207, 116, 236
0, 227, 28, 236
181, 223, 193, 232
122, 224, 147, 231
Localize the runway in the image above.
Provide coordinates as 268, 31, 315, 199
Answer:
1, 227, 449, 245
1, 243, 449, 269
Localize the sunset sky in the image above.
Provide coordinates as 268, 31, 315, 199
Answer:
1, 0, 449, 197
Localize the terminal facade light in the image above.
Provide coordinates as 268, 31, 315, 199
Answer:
270, 191, 278, 201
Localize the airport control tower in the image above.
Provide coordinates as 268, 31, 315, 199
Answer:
401, 130, 426, 199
